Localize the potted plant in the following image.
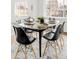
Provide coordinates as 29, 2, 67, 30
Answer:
37, 16, 44, 24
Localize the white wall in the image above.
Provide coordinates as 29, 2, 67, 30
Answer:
11, 0, 16, 23
27, 0, 38, 17
11, 0, 16, 35
38, 0, 44, 16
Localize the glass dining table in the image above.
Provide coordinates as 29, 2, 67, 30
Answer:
13, 20, 59, 57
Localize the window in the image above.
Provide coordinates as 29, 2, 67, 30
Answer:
15, 0, 28, 17
43, 0, 67, 18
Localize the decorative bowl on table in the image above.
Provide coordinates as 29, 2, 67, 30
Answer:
24, 22, 34, 25
24, 17, 34, 22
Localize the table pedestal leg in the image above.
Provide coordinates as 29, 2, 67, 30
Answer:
39, 31, 42, 57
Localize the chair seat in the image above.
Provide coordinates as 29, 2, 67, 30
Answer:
43, 32, 54, 41
43, 25, 61, 41
17, 36, 36, 45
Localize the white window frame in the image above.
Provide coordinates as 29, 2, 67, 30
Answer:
43, 0, 67, 19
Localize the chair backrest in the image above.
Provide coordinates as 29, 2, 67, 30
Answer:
13, 26, 30, 44
60, 21, 65, 33
52, 25, 61, 41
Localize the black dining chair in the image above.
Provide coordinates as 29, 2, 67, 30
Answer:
23, 17, 37, 38
43, 25, 61, 59
13, 26, 36, 59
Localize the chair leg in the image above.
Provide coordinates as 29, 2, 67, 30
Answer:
22, 45, 27, 59
60, 36, 64, 49
56, 41, 61, 53
14, 44, 20, 59
54, 42, 58, 59
50, 42, 55, 49
59, 35, 63, 49
19, 45, 27, 59
51, 41, 61, 54
50, 42, 59, 59
43, 41, 48, 57
33, 32, 38, 38
61, 35, 64, 46
30, 45, 36, 58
